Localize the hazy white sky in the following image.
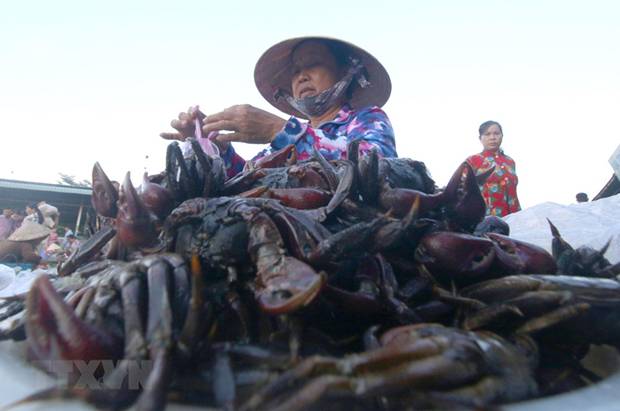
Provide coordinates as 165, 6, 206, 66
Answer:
1, 0, 618, 208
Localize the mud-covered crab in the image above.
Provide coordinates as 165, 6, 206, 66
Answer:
164, 196, 327, 315
17, 254, 200, 411
239, 323, 538, 411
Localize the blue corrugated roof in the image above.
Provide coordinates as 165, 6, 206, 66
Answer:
0, 179, 92, 195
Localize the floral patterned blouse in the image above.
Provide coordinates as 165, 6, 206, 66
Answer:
220, 104, 397, 178
466, 149, 521, 217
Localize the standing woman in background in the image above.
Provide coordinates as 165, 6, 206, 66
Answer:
466, 120, 521, 217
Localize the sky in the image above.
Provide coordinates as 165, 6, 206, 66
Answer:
1, 0, 619, 209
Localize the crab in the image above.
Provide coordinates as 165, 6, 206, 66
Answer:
239, 323, 538, 411
352, 145, 487, 232
14, 253, 213, 411
548, 219, 620, 278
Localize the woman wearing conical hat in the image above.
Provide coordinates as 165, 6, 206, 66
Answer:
161, 37, 397, 178
0, 221, 51, 265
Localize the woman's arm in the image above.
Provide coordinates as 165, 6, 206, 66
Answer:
505, 159, 521, 213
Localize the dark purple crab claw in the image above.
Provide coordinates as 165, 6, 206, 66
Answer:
117, 172, 158, 248
255, 256, 326, 315
252, 144, 297, 170
25, 276, 122, 365
138, 172, 175, 220
415, 231, 496, 285
241, 206, 326, 315
379, 186, 444, 218
442, 162, 487, 231
486, 232, 557, 275
91, 162, 119, 218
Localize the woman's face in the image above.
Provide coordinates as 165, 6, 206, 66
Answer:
480, 124, 503, 152
290, 41, 340, 100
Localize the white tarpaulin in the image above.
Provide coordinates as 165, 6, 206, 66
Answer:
505, 193, 620, 265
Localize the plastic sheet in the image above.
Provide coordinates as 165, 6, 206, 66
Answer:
505, 193, 620, 264
0, 265, 52, 299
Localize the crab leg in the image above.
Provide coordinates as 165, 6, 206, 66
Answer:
165, 141, 193, 201
311, 145, 338, 191
307, 217, 389, 266
134, 259, 175, 411
188, 137, 216, 198
178, 255, 210, 359
83, 265, 150, 409
357, 146, 379, 203
58, 226, 116, 276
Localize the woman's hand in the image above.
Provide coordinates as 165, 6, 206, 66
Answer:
202, 104, 287, 145
160, 106, 205, 141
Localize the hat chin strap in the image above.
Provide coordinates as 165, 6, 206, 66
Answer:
275, 58, 370, 118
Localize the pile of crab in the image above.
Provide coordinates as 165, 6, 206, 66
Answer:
2, 139, 620, 411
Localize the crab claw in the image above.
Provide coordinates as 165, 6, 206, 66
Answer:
443, 162, 486, 231
415, 231, 496, 285
26, 276, 122, 364
253, 144, 297, 169
239, 206, 325, 315
117, 172, 158, 248
256, 256, 326, 315
91, 162, 119, 218
486, 233, 557, 274
139, 172, 175, 220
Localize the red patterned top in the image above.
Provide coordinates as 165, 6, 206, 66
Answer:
466, 150, 521, 217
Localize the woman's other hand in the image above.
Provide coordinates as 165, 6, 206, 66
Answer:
202, 104, 286, 145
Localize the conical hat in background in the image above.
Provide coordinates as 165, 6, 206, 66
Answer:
8, 221, 51, 242
254, 36, 392, 119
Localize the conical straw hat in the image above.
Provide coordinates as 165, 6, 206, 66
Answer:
8, 221, 51, 242
254, 36, 391, 119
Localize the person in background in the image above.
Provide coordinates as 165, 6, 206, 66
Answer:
23, 203, 42, 224
576, 192, 589, 203
466, 120, 521, 217
161, 36, 397, 178
0, 208, 16, 240
10, 211, 24, 231
63, 233, 80, 257
0, 221, 51, 265
37, 200, 59, 229
40, 229, 62, 262
62, 227, 75, 248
